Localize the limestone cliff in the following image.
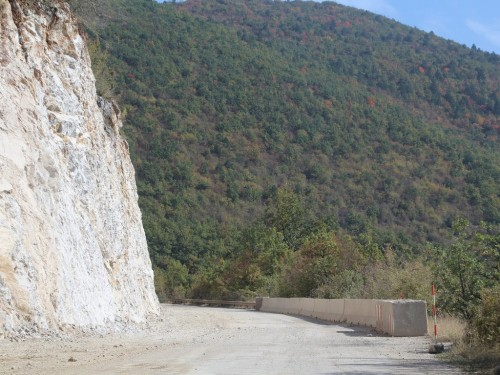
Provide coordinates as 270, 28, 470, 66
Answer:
0, 0, 159, 338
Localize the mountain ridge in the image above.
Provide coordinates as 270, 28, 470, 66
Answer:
80, 0, 500, 297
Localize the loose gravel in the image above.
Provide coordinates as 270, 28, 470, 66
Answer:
0, 304, 463, 374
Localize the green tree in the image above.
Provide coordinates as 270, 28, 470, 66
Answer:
87, 38, 115, 99
473, 286, 500, 345
278, 230, 365, 298
431, 218, 500, 320
264, 188, 309, 250
154, 256, 190, 300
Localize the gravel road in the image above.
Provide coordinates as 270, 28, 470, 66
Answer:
0, 304, 462, 374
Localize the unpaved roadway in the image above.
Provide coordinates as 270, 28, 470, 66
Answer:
0, 304, 461, 374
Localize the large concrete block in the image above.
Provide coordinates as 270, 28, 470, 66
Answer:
392, 300, 428, 337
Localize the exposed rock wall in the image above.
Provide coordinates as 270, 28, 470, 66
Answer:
0, 0, 159, 338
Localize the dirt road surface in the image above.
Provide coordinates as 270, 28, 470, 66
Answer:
0, 304, 462, 374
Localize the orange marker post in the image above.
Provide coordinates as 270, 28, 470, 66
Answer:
432, 285, 438, 345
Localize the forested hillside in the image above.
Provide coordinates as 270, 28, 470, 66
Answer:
77, 0, 500, 303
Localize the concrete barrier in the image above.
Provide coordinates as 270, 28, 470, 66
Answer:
284, 298, 296, 314
392, 300, 428, 337
288, 298, 302, 315
299, 298, 315, 317
255, 297, 264, 311
311, 299, 329, 321
342, 299, 378, 327
256, 297, 427, 337
326, 299, 345, 321
274, 298, 288, 314
260, 297, 275, 313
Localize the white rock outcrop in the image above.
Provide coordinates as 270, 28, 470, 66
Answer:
0, 0, 159, 337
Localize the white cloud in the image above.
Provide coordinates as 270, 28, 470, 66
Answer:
335, 0, 398, 18
466, 19, 500, 49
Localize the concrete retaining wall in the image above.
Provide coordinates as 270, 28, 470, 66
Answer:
255, 297, 427, 337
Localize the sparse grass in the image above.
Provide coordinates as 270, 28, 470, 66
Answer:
428, 314, 500, 374
428, 314, 467, 347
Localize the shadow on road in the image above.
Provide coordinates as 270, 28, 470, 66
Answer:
318, 358, 461, 374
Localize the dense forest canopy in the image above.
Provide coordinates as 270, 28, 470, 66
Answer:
75, 0, 500, 308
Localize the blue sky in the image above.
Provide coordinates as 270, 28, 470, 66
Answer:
156, 0, 500, 54
327, 0, 500, 54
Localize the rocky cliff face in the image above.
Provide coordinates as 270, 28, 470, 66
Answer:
0, 0, 159, 338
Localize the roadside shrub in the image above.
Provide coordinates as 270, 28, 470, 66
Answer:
360, 249, 432, 305
154, 257, 190, 301
473, 286, 500, 346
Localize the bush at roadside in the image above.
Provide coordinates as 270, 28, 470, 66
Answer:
473, 286, 500, 346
